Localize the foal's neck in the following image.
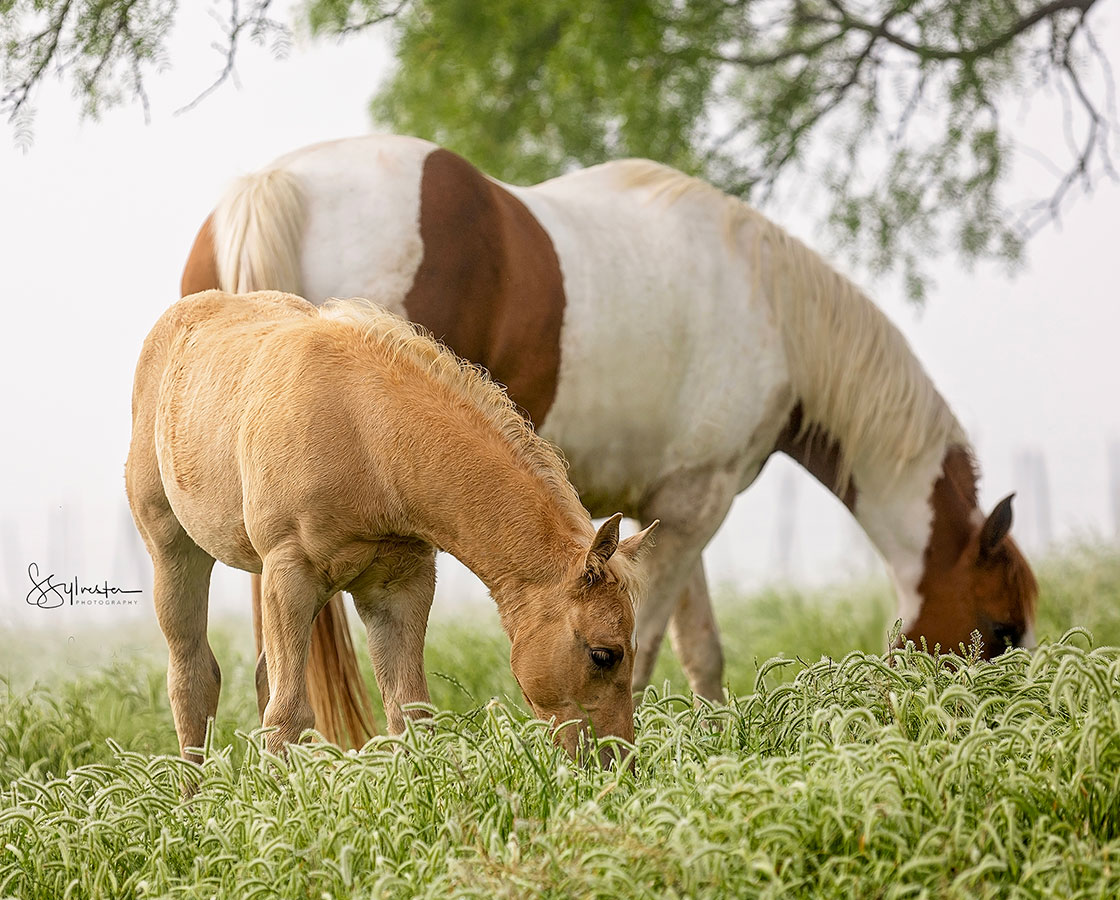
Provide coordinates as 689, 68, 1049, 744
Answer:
404, 428, 591, 614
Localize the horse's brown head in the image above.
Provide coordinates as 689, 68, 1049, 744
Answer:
904, 491, 1038, 660
509, 513, 657, 767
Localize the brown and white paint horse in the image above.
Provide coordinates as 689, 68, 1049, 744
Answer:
182, 135, 1038, 745
126, 290, 655, 764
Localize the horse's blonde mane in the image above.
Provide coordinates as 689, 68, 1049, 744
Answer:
318, 299, 588, 525
615, 159, 967, 488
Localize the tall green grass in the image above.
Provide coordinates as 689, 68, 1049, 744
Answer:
2, 543, 1118, 898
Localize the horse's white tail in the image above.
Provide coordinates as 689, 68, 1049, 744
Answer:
212, 169, 307, 295
210, 167, 378, 749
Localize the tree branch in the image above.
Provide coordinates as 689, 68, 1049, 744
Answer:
715, 29, 846, 67
175, 0, 288, 115
818, 0, 1100, 64
333, 0, 411, 36
2, 0, 76, 124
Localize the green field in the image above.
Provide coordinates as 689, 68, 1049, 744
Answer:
3, 544, 1120, 898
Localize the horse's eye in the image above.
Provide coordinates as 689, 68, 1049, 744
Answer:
992, 622, 1021, 648
589, 647, 618, 670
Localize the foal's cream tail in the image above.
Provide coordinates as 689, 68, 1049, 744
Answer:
210, 168, 378, 749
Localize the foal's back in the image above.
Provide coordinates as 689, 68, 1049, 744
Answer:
130, 290, 428, 573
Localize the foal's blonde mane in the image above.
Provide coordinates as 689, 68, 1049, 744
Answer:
615, 160, 967, 488
319, 299, 589, 527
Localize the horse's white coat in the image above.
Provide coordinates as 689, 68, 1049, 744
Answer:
509, 170, 792, 512
510, 164, 948, 635
851, 449, 946, 630
272, 136, 436, 311
211, 134, 984, 681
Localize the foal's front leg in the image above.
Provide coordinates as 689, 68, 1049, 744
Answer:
259, 545, 331, 755
350, 548, 436, 734
150, 542, 218, 763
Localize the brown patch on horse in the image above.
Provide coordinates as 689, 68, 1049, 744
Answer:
907, 446, 1037, 659
181, 215, 220, 295
773, 402, 857, 509
921, 445, 977, 573
406, 148, 565, 426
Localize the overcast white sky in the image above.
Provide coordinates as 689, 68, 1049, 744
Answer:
2, 3, 1118, 638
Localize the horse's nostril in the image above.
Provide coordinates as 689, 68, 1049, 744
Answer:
991, 623, 1021, 651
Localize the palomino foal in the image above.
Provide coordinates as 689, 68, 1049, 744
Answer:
126, 290, 655, 763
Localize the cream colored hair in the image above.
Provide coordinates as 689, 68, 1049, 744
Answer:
211, 159, 646, 596
617, 159, 967, 489
213, 169, 307, 295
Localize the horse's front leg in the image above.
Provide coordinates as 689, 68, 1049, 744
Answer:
633, 467, 738, 698
350, 547, 436, 735
668, 561, 725, 702
259, 544, 331, 755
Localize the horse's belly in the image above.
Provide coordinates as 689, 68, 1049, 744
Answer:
542, 369, 789, 513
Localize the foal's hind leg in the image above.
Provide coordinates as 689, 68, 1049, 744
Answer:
349, 547, 436, 735
126, 334, 220, 764
258, 544, 331, 755
149, 541, 219, 763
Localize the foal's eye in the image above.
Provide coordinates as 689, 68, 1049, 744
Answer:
589, 647, 618, 670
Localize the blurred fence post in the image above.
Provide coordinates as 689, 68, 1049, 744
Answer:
1012, 448, 1052, 555
48, 502, 80, 580
2, 520, 22, 624
846, 519, 879, 579
773, 467, 799, 581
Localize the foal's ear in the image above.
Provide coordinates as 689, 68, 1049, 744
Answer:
618, 519, 659, 561
979, 493, 1015, 562
585, 513, 624, 579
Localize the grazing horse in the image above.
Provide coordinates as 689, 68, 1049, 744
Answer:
181, 134, 1038, 746
126, 289, 656, 764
